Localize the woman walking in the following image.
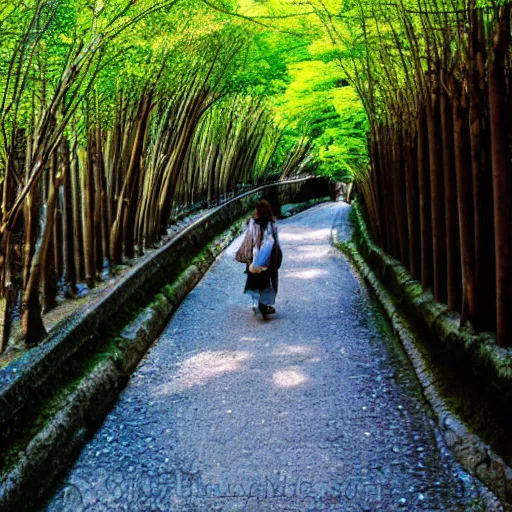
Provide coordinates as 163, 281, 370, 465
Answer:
236, 199, 282, 319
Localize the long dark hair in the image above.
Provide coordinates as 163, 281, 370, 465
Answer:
254, 199, 275, 221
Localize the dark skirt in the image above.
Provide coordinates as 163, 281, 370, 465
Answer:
244, 265, 279, 303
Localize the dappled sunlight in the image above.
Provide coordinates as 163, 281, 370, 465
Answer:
285, 252, 331, 263
279, 228, 331, 242
283, 268, 328, 280
156, 350, 253, 396
240, 336, 261, 343
295, 245, 331, 254
272, 345, 313, 356
273, 367, 309, 388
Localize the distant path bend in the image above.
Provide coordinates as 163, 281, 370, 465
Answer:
45, 202, 494, 511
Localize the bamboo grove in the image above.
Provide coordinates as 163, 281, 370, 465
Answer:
0, 1, 311, 350
4, 0, 510, 350
324, 0, 512, 347
183, 1, 512, 347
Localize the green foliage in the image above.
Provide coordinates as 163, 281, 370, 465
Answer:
274, 59, 368, 181
0, 0, 372, 185
222, 0, 370, 183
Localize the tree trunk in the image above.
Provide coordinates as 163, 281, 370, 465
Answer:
488, 7, 512, 346
369, 134, 385, 247
61, 138, 77, 296
71, 141, 84, 282
403, 122, 421, 281
440, 88, 462, 311
453, 89, 477, 327
469, 6, 496, 332
417, 111, 433, 290
393, 123, 409, 267
426, 87, 447, 303
0, 232, 14, 351
22, 160, 60, 346
42, 152, 59, 312
82, 138, 96, 288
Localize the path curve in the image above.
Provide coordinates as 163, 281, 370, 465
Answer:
45, 202, 493, 511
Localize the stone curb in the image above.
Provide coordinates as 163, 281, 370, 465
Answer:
0, 222, 245, 512
0, 178, 326, 438
0, 196, 329, 511
348, 204, 512, 400
332, 207, 512, 509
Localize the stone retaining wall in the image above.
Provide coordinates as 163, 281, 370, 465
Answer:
0, 177, 331, 511
337, 201, 512, 508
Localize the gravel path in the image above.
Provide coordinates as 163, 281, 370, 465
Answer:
44, 202, 494, 511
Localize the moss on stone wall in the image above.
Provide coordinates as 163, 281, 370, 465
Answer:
0, 185, 328, 511
339, 199, 512, 505
350, 200, 512, 398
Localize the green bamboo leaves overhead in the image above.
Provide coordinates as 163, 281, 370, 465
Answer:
208, 0, 512, 346
5, 0, 510, 351
0, 0, 312, 350
315, 0, 512, 347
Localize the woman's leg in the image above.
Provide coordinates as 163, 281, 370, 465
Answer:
259, 287, 276, 306
259, 270, 278, 316
258, 302, 269, 319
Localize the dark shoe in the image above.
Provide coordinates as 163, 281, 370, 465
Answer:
258, 303, 269, 319
267, 306, 276, 314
